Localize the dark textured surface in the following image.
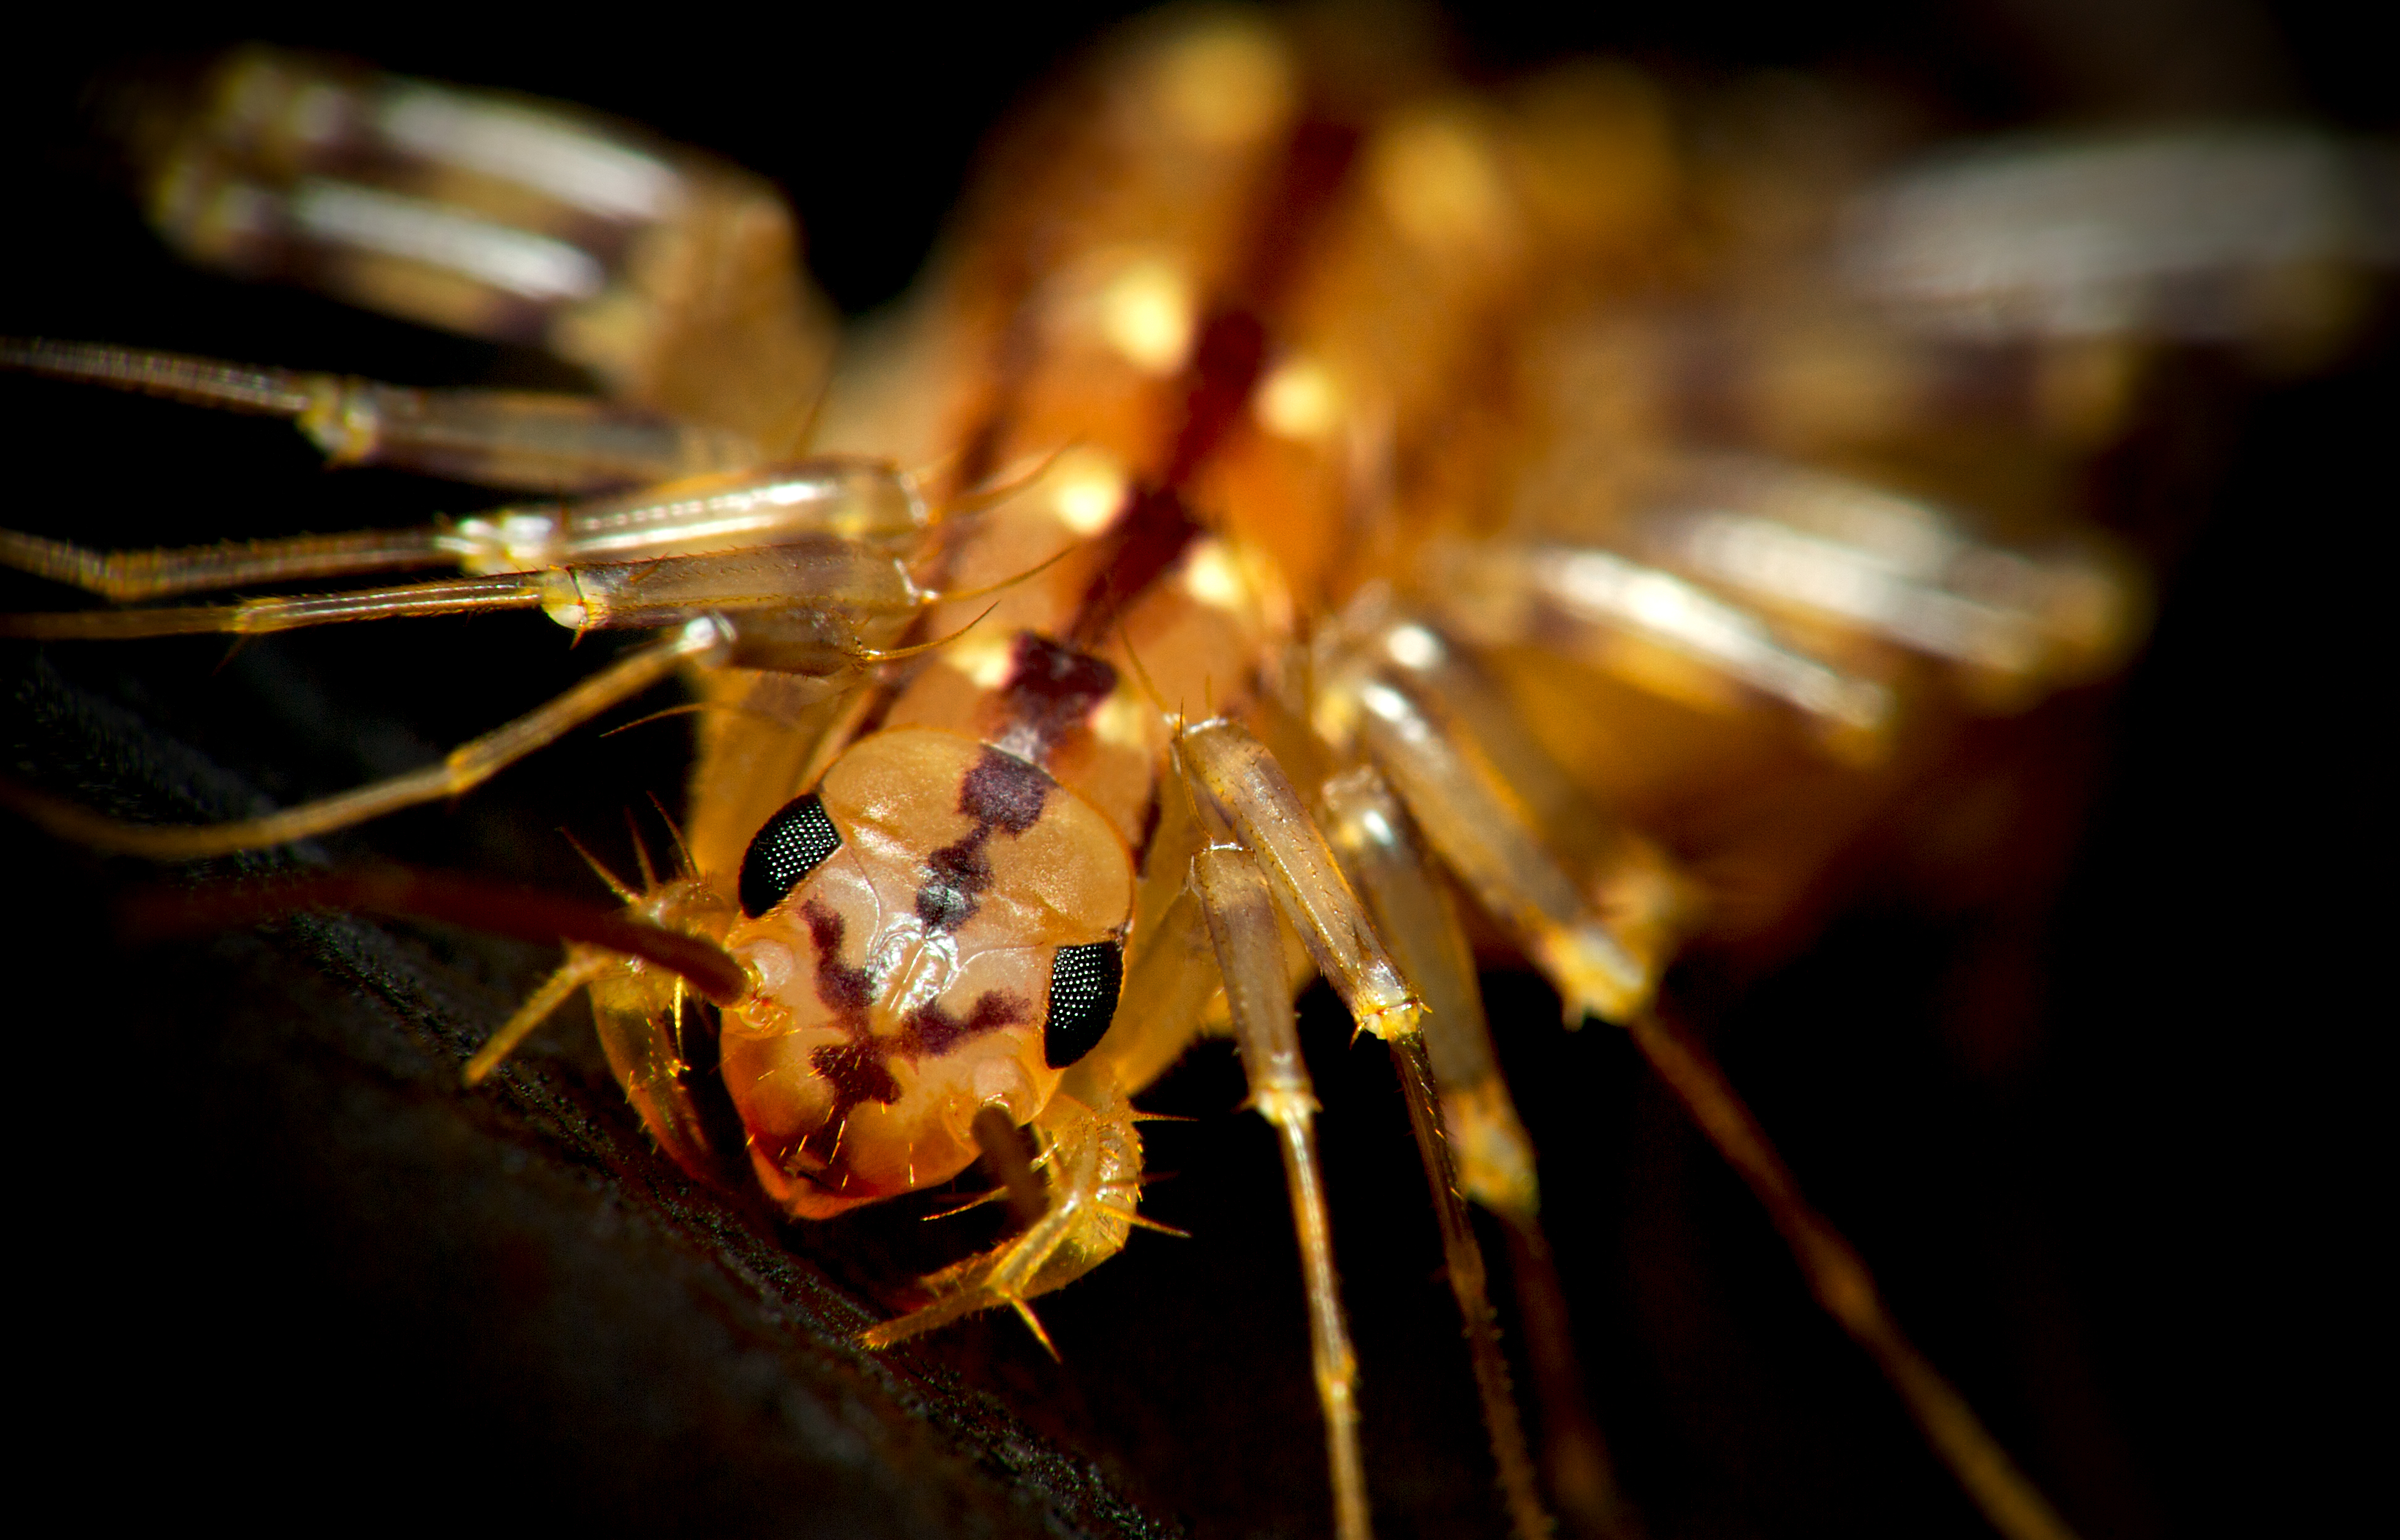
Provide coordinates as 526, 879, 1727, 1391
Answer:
6, 657, 1175, 1538
4, 6, 2385, 1537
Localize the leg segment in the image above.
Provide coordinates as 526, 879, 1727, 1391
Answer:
1191, 842, 1371, 1540
1319, 620, 2082, 1540
858, 1082, 1149, 1354
0, 572, 546, 637
1331, 667, 1672, 1024
130, 50, 834, 448
2, 339, 762, 494
1319, 766, 1634, 1540
5, 457, 924, 607
1626, 1007, 2080, 1540
0, 524, 452, 603
1173, 717, 1419, 1040
3, 616, 727, 859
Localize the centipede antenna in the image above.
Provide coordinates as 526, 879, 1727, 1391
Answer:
560, 828, 641, 904
19, 620, 712, 858
116, 864, 749, 1006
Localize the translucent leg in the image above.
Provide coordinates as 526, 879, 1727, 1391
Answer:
1191, 842, 1372, 1540
0, 571, 546, 636
1173, 717, 1419, 1040
1626, 1006, 2081, 1540
0, 523, 452, 603
2, 339, 763, 495
130, 51, 835, 448
4, 461, 926, 607
3, 616, 728, 858
463, 949, 616, 1086
1321, 651, 2081, 1540
859, 1083, 1150, 1355
1320, 766, 1634, 1540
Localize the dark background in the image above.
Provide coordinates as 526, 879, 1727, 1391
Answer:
1, 4, 2383, 1536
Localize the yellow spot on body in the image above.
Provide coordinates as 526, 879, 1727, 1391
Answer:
1049, 446, 1130, 535
1181, 539, 1249, 612
951, 633, 1017, 689
1371, 112, 1511, 255
1099, 257, 1195, 375
1150, 20, 1296, 148
1383, 622, 1445, 671
1093, 689, 1152, 749
1255, 356, 1342, 440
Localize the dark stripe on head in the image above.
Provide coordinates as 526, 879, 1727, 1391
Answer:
959, 741, 1054, 831
803, 898, 874, 1019
809, 1040, 903, 1121
901, 989, 1029, 1059
914, 746, 1058, 935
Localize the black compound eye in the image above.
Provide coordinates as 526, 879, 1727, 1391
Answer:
1044, 941, 1123, 1069
738, 793, 843, 917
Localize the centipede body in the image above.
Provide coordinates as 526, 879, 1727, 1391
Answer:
2, 7, 2384, 1537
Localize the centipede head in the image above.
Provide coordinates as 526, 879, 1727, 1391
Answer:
719, 727, 1132, 1218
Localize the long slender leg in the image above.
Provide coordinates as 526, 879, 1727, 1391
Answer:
1173, 718, 1419, 1039
0, 573, 547, 637
4, 461, 928, 606
1322, 650, 2084, 1540
0, 524, 452, 602
463, 949, 616, 1086
1180, 720, 1559, 1538
1418, 534, 1893, 748
2, 339, 762, 494
1320, 766, 1637, 1540
2, 616, 727, 859
1191, 841, 1371, 1540
129, 51, 834, 449
1625, 1006, 2080, 1540
1333, 673, 1673, 1025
